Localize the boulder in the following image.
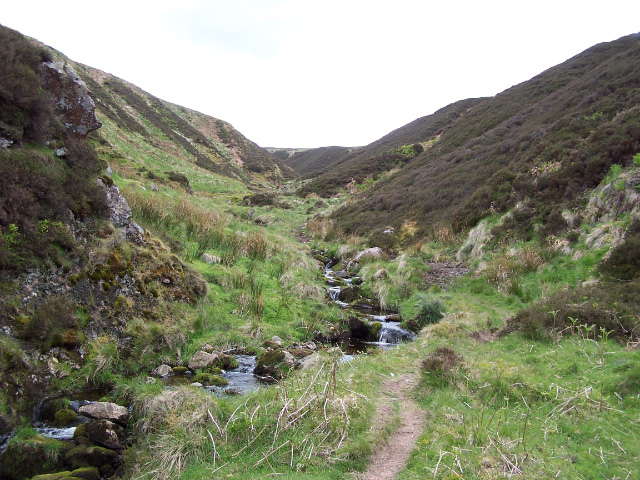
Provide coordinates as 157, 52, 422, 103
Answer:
254, 350, 288, 379
283, 351, 299, 368
348, 317, 372, 340
41, 61, 102, 138
85, 420, 125, 450
188, 351, 219, 370
0, 435, 70, 480
69, 467, 101, 480
338, 286, 362, 303
97, 179, 132, 228
270, 336, 283, 347
300, 352, 322, 371
78, 402, 129, 426
65, 444, 119, 472
151, 364, 173, 378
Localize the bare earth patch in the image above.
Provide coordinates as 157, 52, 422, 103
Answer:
357, 374, 423, 480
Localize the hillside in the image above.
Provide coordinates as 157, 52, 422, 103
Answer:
71, 62, 296, 187
283, 146, 354, 176
297, 97, 484, 196
301, 34, 640, 242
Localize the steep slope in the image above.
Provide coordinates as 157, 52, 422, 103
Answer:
297, 98, 485, 196
70, 63, 295, 186
284, 146, 354, 176
330, 33, 640, 239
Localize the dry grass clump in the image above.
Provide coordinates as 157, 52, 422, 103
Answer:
292, 282, 325, 300
245, 231, 269, 260
133, 387, 219, 480
307, 217, 334, 239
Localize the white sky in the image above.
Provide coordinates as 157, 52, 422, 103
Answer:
3, 1, 640, 147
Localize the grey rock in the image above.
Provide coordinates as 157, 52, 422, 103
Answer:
78, 402, 129, 426
270, 336, 283, 347
41, 61, 101, 138
300, 352, 321, 370
188, 350, 219, 370
190, 382, 203, 388
97, 179, 132, 228
86, 419, 125, 450
151, 364, 173, 378
283, 351, 298, 367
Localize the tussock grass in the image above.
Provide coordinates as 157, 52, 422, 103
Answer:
127, 359, 380, 479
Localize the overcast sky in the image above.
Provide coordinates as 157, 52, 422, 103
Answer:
3, 1, 639, 147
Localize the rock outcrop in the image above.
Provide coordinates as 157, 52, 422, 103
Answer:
41, 61, 102, 138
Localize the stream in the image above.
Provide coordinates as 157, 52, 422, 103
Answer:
324, 260, 415, 353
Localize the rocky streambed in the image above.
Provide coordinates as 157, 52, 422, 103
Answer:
322, 256, 416, 353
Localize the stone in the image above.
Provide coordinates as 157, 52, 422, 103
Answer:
283, 351, 298, 367
300, 352, 322, 371
151, 364, 173, 378
41, 61, 101, 138
65, 444, 118, 470
78, 402, 129, 426
97, 179, 132, 228
149, 183, 159, 192
201, 253, 222, 264
70, 467, 101, 480
338, 285, 362, 303
190, 382, 203, 388
270, 336, 283, 347
188, 350, 219, 370
85, 420, 125, 450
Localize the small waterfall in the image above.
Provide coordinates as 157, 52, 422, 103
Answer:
377, 322, 416, 344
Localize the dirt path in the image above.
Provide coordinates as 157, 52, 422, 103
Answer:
357, 374, 423, 480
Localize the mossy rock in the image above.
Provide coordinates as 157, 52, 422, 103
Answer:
337, 285, 362, 303
215, 354, 238, 370
31, 472, 75, 480
287, 348, 314, 358
193, 372, 228, 387
53, 409, 77, 427
69, 467, 100, 480
369, 321, 382, 341
254, 350, 287, 379
0, 435, 70, 480
172, 366, 188, 375
262, 339, 281, 349
65, 444, 117, 470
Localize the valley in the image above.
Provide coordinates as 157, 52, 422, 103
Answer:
0, 24, 639, 480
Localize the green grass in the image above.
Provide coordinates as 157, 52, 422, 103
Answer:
396, 328, 640, 479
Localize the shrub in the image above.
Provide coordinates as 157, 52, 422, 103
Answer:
633, 152, 640, 167
401, 293, 445, 333
422, 347, 463, 374
0, 25, 54, 144
598, 221, 640, 281
502, 279, 640, 340
22, 296, 79, 351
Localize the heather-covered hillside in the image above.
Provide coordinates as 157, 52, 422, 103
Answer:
300, 34, 640, 242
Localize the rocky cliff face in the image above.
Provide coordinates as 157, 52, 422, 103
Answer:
41, 61, 102, 138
